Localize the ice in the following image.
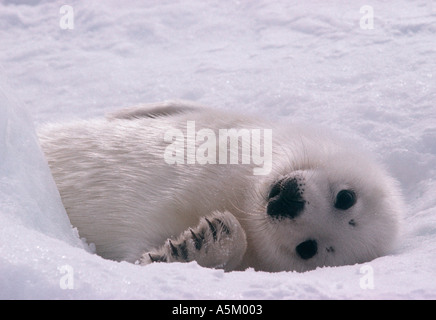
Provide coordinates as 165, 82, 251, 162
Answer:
0, 0, 436, 299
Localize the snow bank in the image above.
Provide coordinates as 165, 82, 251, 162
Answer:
1, 0, 436, 299
0, 85, 80, 245
0, 82, 87, 298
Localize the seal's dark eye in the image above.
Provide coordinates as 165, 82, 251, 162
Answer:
335, 190, 356, 210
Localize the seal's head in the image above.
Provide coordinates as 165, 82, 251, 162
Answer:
244, 127, 403, 272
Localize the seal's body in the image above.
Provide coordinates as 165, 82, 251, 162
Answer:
38, 101, 402, 272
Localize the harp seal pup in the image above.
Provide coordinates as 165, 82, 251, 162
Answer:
38, 101, 403, 272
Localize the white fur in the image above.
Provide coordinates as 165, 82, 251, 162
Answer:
38, 101, 403, 272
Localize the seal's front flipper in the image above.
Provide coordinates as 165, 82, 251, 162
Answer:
140, 211, 247, 272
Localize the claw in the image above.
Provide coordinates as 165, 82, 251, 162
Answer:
215, 218, 231, 235
148, 253, 156, 262
148, 253, 167, 263
205, 218, 217, 241
190, 228, 203, 250
168, 239, 178, 257
179, 240, 189, 260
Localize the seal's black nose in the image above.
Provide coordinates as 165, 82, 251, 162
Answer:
267, 178, 305, 219
296, 239, 318, 260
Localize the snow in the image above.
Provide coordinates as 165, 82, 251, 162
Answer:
1, 0, 436, 299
